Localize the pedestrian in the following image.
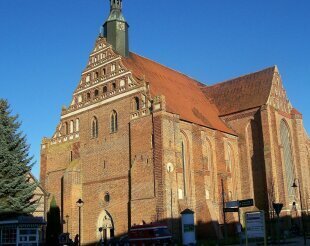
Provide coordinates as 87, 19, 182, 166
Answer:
236, 222, 242, 246
74, 234, 79, 246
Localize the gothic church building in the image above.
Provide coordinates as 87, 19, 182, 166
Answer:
40, 0, 310, 244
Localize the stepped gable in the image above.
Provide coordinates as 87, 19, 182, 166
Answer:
122, 52, 235, 135
202, 66, 276, 116
291, 108, 302, 116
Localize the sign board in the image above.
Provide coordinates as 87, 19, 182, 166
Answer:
245, 211, 266, 246
59, 233, 70, 244
224, 207, 239, 213
239, 199, 254, 207
184, 224, 195, 232
225, 200, 239, 208
272, 203, 283, 217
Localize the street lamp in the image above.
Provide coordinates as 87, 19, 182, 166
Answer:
65, 215, 69, 233
76, 199, 84, 246
292, 179, 306, 245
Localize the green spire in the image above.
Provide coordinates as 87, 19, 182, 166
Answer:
107, 0, 126, 22
103, 0, 129, 57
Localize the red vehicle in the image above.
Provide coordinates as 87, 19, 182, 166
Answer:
128, 223, 172, 246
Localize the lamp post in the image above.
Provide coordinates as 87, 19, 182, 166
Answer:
292, 179, 306, 245
221, 178, 228, 240
76, 199, 84, 246
65, 215, 69, 233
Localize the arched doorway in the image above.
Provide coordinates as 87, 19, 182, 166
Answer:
97, 210, 114, 242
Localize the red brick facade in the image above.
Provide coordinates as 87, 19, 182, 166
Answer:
40, 16, 310, 246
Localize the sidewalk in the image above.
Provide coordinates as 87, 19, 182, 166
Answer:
226, 236, 310, 246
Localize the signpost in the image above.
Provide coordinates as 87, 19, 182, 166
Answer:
223, 198, 254, 245
239, 199, 254, 208
224, 207, 239, 213
245, 211, 266, 246
273, 203, 283, 217
224, 199, 254, 226
225, 201, 239, 208
273, 203, 283, 245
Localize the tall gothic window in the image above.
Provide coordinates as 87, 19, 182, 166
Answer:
181, 133, 189, 198
92, 117, 98, 138
110, 110, 118, 133
205, 139, 212, 171
280, 120, 295, 202
226, 144, 233, 173
181, 141, 187, 197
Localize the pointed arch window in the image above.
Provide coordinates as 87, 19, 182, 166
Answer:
103, 86, 108, 94
181, 132, 189, 198
181, 141, 187, 196
226, 144, 233, 173
110, 110, 118, 133
280, 120, 295, 202
92, 117, 98, 138
205, 139, 212, 171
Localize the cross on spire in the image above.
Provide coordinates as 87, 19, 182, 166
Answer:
110, 0, 122, 11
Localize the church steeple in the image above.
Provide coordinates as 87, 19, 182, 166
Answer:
103, 0, 129, 57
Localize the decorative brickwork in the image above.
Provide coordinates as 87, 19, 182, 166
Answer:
40, 3, 309, 244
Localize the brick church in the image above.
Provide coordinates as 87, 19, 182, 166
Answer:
40, 0, 310, 244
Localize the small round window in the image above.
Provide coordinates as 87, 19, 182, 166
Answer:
104, 193, 110, 203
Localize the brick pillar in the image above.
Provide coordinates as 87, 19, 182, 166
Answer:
291, 115, 310, 209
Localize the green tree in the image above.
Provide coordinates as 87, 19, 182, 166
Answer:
0, 99, 37, 218
46, 196, 61, 246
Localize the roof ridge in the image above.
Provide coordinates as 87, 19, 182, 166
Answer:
207, 65, 277, 88
122, 51, 235, 135
128, 52, 205, 86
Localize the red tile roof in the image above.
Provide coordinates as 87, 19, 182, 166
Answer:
202, 66, 276, 116
122, 53, 235, 135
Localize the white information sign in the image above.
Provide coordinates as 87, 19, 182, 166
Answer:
245, 211, 266, 245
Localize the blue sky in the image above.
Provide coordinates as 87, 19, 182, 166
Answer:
0, 0, 309, 179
